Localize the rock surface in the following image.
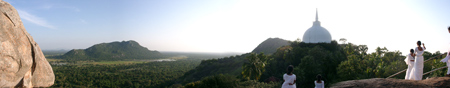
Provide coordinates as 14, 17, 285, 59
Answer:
331, 77, 450, 88
0, 0, 55, 87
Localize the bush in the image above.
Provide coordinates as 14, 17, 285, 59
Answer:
238, 80, 280, 88
185, 74, 238, 88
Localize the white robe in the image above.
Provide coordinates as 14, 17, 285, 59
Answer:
282, 74, 296, 88
404, 54, 415, 80
440, 44, 450, 74
410, 47, 425, 80
314, 80, 324, 88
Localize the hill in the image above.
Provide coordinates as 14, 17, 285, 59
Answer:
61, 40, 162, 61
177, 38, 290, 84
177, 53, 249, 84
251, 38, 289, 54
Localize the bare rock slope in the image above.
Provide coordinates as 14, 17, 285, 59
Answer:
0, 0, 55, 87
331, 77, 450, 88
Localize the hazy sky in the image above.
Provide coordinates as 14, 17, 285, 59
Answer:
5, 0, 450, 54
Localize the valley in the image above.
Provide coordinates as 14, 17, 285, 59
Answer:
43, 41, 244, 87
44, 38, 448, 88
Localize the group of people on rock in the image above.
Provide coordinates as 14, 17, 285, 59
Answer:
404, 41, 426, 80
405, 27, 450, 80
281, 65, 324, 88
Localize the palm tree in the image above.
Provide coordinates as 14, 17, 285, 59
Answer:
375, 47, 388, 57
358, 45, 368, 57
242, 53, 268, 80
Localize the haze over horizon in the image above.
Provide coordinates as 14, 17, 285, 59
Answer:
7, 0, 450, 54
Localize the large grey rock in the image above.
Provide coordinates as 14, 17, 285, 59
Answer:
331, 77, 450, 88
0, 0, 54, 87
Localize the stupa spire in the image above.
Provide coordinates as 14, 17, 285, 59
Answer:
315, 8, 318, 21
313, 8, 321, 26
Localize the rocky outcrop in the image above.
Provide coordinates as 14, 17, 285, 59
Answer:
0, 0, 54, 87
331, 77, 450, 88
252, 38, 290, 54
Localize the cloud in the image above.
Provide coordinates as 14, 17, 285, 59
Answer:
60, 6, 80, 12
40, 4, 80, 12
59, 5, 81, 12
17, 10, 56, 29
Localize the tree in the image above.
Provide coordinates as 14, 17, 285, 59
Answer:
375, 47, 388, 57
337, 54, 365, 80
343, 43, 357, 55
339, 38, 347, 44
358, 45, 368, 56
242, 53, 268, 80
295, 38, 301, 42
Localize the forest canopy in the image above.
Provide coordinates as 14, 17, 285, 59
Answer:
182, 40, 447, 88
48, 39, 448, 88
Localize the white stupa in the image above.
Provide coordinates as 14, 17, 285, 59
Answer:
302, 9, 332, 43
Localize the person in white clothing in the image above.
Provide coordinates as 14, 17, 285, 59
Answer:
440, 27, 450, 77
282, 65, 296, 88
314, 74, 324, 88
440, 49, 450, 77
410, 41, 426, 80
404, 49, 415, 80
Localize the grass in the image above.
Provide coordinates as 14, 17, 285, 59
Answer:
48, 59, 147, 65
47, 58, 64, 62
168, 56, 188, 60
89, 61, 147, 65
48, 56, 185, 65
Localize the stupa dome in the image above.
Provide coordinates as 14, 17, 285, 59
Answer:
302, 9, 332, 43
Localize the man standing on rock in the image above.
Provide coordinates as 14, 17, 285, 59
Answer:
440, 27, 450, 77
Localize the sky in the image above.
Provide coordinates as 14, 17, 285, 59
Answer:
4, 0, 450, 55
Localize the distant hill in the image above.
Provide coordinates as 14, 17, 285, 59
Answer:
61, 40, 162, 61
251, 38, 290, 54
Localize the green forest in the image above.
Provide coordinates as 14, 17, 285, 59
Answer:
51, 59, 201, 87
47, 39, 448, 88
178, 40, 447, 88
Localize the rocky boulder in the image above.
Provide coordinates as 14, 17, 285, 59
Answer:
0, 0, 55, 87
331, 77, 450, 88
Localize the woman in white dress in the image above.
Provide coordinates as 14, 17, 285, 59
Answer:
404, 49, 415, 80
410, 41, 426, 80
282, 65, 296, 88
314, 74, 324, 88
